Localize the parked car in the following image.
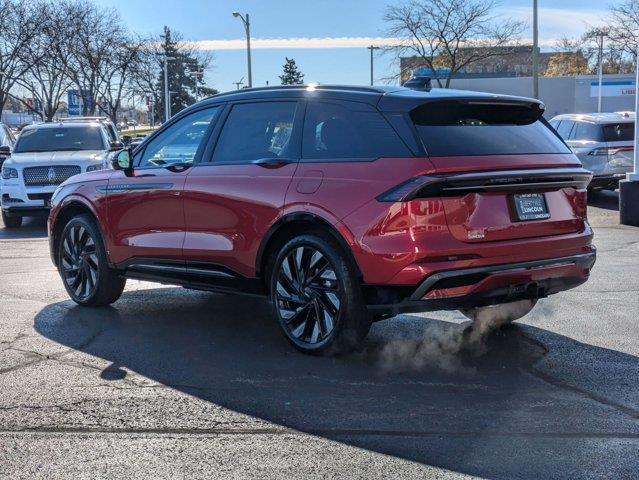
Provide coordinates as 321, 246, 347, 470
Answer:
1, 122, 118, 228
60, 116, 120, 144
0, 122, 16, 169
549, 112, 634, 190
48, 85, 595, 355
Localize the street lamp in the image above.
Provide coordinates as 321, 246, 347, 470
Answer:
532, 0, 539, 99
156, 52, 176, 121
367, 45, 380, 86
619, 61, 639, 226
233, 11, 252, 88
593, 29, 610, 113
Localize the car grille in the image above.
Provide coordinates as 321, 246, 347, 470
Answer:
23, 165, 81, 186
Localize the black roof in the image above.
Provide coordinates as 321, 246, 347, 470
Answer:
195, 84, 543, 113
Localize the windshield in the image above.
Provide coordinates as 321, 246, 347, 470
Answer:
602, 122, 634, 142
14, 126, 106, 153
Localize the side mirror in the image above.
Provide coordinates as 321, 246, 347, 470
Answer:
112, 149, 133, 170
0, 145, 11, 157
109, 141, 124, 151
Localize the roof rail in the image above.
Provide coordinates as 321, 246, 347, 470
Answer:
204, 84, 393, 101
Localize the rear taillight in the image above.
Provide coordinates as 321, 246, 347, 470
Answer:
376, 168, 593, 202
588, 146, 633, 156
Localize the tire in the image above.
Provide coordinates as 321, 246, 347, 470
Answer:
2, 211, 22, 228
58, 214, 126, 307
269, 232, 371, 355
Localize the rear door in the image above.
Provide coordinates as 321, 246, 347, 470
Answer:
181, 100, 302, 278
410, 100, 586, 243
602, 121, 634, 174
106, 106, 219, 265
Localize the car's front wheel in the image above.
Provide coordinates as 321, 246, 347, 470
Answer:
2, 211, 22, 228
270, 232, 371, 355
58, 214, 126, 306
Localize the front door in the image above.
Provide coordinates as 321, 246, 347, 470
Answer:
182, 100, 302, 278
106, 106, 220, 265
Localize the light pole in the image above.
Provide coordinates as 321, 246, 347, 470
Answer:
233, 77, 245, 90
594, 29, 609, 113
367, 45, 380, 86
619, 59, 639, 226
188, 70, 204, 101
157, 53, 176, 121
532, 0, 539, 99
233, 12, 252, 88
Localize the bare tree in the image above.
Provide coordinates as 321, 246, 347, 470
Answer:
16, 1, 74, 121
0, 0, 43, 117
95, 36, 144, 122
604, 0, 639, 58
384, 0, 524, 87
59, 0, 128, 115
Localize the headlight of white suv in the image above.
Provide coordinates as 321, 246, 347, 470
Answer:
1, 167, 17, 180
86, 164, 105, 172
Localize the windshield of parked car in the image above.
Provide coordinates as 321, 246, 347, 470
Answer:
14, 126, 106, 153
602, 122, 634, 142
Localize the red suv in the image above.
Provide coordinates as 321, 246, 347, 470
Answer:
48, 85, 595, 354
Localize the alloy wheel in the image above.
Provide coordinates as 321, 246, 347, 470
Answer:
61, 225, 99, 301
276, 246, 342, 345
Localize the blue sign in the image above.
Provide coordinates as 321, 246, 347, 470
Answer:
67, 89, 92, 116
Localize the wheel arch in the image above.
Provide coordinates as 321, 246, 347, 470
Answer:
50, 199, 103, 268
255, 212, 362, 283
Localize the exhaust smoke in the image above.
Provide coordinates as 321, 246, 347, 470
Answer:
369, 300, 538, 373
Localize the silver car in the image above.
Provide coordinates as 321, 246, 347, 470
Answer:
549, 112, 634, 190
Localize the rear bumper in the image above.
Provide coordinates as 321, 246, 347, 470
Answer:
590, 174, 626, 189
365, 251, 596, 315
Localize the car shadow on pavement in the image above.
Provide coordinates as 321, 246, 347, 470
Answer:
0, 216, 48, 239
587, 189, 619, 211
34, 287, 639, 479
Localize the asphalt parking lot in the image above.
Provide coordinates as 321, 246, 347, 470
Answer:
0, 190, 638, 479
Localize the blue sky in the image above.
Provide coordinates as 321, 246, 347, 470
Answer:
100, 0, 612, 92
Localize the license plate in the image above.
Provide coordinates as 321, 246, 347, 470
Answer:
513, 193, 550, 221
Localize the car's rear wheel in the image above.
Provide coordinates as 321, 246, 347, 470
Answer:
2, 211, 22, 228
270, 233, 371, 355
58, 214, 126, 306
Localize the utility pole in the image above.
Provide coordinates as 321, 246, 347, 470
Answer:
595, 30, 607, 113
532, 0, 539, 99
233, 12, 252, 88
367, 45, 380, 86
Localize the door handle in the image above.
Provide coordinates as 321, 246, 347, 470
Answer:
253, 158, 295, 169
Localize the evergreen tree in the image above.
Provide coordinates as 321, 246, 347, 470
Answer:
156, 26, 216, 120
279, 58, 304, 85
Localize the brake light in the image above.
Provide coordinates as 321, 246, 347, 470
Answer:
376, 176, 436, 202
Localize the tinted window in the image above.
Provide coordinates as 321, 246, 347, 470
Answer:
138, 107, 218, 168
602, 122, 634, 142
211, 102, 296, 163
572, 121, 602, 141
14, 126, 106, 153
556, 120, 574, 139
411, 102, 571, 156
303, 102, 409, 159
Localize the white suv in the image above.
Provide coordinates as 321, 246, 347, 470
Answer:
1, 122, 116, 228
549, 112, 634, 190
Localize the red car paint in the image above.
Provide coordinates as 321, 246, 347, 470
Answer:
48, 86, 595, 312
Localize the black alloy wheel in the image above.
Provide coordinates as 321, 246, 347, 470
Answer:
270, 233, 371, 355
58, 215, 126, 306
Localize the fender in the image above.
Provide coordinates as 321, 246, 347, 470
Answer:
255, 210, 361, 278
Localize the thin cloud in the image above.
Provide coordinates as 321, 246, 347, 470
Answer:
189, 37, 401, 50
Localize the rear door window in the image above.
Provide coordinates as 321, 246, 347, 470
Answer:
411, 101, 571, 156
602, 123, 634, 142
556, 120, 574, 140
572, 122, 602, 141
211, 102, 297, 163
302, 101, 410, 160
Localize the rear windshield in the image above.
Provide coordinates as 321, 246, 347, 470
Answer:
411, 101, 570, 156
602, 122, 634, 142
14, 126, 105, 153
